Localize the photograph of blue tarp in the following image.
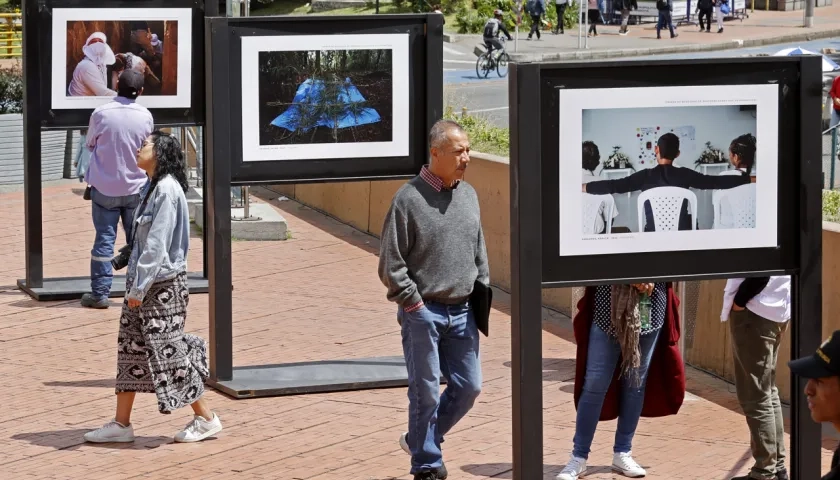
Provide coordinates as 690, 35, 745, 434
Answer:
270, 77, 382, 132
258, 48, 393, 146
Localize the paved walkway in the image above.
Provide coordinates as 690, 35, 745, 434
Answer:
448, 3, 840, 61
0, 181, 835, 479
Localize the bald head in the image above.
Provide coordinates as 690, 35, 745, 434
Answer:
429, 120, 467, 151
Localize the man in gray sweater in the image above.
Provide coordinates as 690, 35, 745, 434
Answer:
378, 120, 490, 480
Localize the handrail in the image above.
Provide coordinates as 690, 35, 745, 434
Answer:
185, 127, 197, 152
823, 123, 839, 136
0, 13, 21, 59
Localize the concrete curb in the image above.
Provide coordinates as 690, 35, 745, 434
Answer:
475, 27, 840, 62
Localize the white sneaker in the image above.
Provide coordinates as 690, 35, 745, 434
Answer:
612, 451, 646, 477
174, 413, 223, 443
399, 431, 410, 454
556, 455, 587, 480
83, 419, 135, 443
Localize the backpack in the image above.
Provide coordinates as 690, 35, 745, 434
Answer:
525, 0, 537, 14
483, 18, 499, 38
656, 0, 668, 9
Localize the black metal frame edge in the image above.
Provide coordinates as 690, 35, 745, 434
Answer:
204, 16, 234, 383
539, 57, 802, 284
36, 0, 207, 130
541, 269, 793, 288
203, 14, 443, 392
23, 0, 44, 288
509, 61, 544, 480
508, 56, 824, 480
214, 14, 438, 185
790, 54, 823, 480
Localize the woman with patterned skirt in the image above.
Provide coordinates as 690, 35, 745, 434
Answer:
84, 132, 223, 444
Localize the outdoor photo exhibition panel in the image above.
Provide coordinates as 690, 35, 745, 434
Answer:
508, 57, 822, 480
208, 15, 436, 185
204, 14, 443, 398
35, 0, 208, 129
19, 0, 214, 301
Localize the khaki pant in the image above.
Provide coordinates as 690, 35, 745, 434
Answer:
729, 308, 788, 479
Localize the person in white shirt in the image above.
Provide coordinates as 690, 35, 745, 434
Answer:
713, 133, 757, 229
720, 276, 791, 480
68, 32, 118, 97
581, 141, 618, 234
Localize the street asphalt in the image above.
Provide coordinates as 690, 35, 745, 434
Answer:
443, 36, 840, 128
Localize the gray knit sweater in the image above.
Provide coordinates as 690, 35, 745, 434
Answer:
378, 175, 490, 308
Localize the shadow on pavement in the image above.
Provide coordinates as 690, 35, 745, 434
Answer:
44, 379, 115, 388
502, 357, 576, 383
459, 462, 593, 479
11, 429, 174, 450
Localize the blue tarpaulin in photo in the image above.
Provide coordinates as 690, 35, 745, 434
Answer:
271, 77, 382, 132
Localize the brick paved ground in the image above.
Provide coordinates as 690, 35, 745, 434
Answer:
0, 182, 835, 479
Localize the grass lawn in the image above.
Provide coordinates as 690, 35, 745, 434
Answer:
252, 0, 458, 30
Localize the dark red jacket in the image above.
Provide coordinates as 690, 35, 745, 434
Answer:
573, 284, 686, 420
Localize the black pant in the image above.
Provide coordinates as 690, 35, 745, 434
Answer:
484, 37, 503, 56
587, 9, 599, 34
697, 7, 712, 30
528, 14, 541, 38
554, 3, 567, 33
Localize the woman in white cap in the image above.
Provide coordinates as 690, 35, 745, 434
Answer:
68, 32, 117, 97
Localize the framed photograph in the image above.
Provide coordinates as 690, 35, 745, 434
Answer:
557, 84, 779, 257
240, 33, 410, 162
50, 7, 193, 110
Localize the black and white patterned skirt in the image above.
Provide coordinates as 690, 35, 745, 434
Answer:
115, 271, 209, 414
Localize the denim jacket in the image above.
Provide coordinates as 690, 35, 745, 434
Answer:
126, 174, 190, 302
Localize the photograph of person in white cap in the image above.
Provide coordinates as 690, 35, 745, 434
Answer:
52, 8, 192, 110
67, 32, 118, 97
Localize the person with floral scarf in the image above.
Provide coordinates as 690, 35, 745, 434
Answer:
557, 283, 672, 479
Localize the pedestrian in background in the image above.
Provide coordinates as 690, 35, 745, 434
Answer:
378, 119, 490, 480
81, 69, 153, 309
617, 0, 638, 35
696, 0, 714, 32
722, 276, 791, 480
655, 0, 678, 39
714, 0, 726, 32
829, 73, 840, 128
553, 0, 568, 34
587, 0, 600, 36
526, 0, 546, 39
556, 283, 685, 479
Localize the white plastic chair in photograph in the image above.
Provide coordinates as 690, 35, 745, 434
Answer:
581, 193, 615, 235
712, 183, 757, 229
636, 187, 698, 232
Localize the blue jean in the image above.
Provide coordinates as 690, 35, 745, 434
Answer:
90, 188, 140, 299
656, 11, 675, 37
399, 301, 482, 474
572, 322, 662, 459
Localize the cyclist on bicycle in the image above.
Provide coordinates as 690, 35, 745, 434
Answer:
482, 9, 512, 58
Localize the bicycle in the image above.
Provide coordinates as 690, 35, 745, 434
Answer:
475, 36, 510, 79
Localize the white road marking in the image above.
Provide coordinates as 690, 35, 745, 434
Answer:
443, 45, 466, 56
468, 106, 509, 113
